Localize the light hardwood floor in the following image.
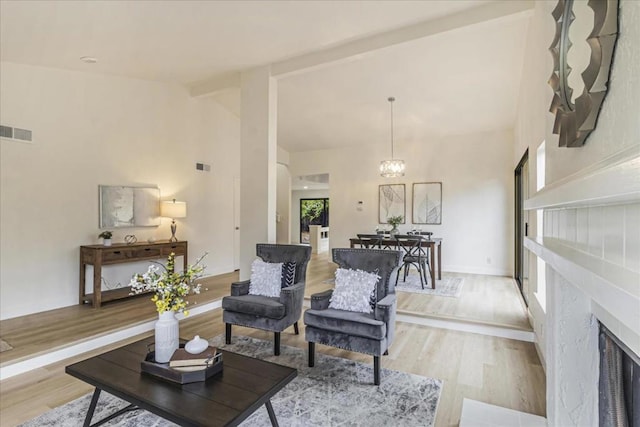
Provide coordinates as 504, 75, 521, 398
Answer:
0, 252, 544, 427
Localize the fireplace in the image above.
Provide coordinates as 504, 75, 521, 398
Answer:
599, 324, 640, 427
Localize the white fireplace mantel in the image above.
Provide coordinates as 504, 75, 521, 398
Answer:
524, 144, 640, 357
525, 236, 640, 356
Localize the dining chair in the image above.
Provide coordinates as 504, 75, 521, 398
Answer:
407, 230, 433, 256
411, 230, 434, 239
356, 233, 384, 249
393, 234, 430, 289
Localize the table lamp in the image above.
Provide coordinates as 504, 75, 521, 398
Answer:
161, 199, 187, 242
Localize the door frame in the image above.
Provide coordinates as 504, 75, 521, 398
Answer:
514, 149, 529, 305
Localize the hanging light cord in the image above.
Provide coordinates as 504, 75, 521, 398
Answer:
389, 97, 395, 159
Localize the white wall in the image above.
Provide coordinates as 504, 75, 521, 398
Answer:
289, 129, 514, 276
513, 0, 552, 369
0, 62, 240, 320
276, 163, 291, 243
516, 0, 640, 425
291, 189, 330, 244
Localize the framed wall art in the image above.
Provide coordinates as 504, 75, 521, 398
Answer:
378, 184, 405, 223
412, 182, 442, 224
99, 185, 161, 228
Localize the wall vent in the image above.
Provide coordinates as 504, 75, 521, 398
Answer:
0, 125, 33, 143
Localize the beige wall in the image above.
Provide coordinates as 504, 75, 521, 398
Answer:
0, 62, 240, 320
289, 129, 514, 276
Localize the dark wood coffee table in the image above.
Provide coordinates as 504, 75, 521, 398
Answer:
65, 337, 297, 427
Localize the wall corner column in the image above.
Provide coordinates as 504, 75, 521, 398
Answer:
239, 66, 278, 279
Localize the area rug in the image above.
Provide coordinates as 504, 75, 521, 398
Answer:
323, 275, 464, 297
395, 275, 464, 297
20, 335, 442, 427
0, 338, 13, 352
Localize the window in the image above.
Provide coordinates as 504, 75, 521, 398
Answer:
535, 141, 546, 312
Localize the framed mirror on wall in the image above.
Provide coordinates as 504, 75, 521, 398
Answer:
548, 0, 619, 147
99, 185, 161, 228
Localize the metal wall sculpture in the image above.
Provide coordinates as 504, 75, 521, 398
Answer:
548, 0, 619, 147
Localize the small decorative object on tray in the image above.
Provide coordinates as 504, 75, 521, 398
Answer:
141, 343, 223, 384
184, 335, 209, 354
170, 345, 218, 368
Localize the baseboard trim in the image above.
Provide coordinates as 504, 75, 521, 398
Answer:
443, 264, 512, 276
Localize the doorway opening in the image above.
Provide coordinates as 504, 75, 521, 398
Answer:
299, 198, 329, 244
292, 173, 330, 246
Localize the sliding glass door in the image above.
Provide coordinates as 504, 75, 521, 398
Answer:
514, 150, 529, 306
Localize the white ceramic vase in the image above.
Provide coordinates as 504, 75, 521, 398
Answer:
154, 310, 179, 363
103, 238, 112, 246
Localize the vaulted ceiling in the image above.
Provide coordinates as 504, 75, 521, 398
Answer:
0, 0, 532, 153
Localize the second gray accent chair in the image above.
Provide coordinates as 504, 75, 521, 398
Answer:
304, 248, 402, 385
222, 243, 312, 356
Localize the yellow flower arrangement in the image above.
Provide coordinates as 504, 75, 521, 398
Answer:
129, 252, 206, 315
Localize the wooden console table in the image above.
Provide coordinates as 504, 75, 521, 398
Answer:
79, 241, 187, 308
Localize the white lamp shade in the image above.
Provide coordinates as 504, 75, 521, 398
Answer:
161, 200, 187, 218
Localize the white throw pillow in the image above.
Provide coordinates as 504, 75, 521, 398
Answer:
329, 268, 380, 313
249, 258, 283, 297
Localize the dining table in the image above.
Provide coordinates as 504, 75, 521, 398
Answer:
349, 236, 442, 289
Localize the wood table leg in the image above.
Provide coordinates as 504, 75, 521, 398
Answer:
183, 248, 188, 272
93, 257, 102, 308
79, 260, 86, 305
438, 241, 442, 280
265, 400, 279, 427
429, 243, 436, 289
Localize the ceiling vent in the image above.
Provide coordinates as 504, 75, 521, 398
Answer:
0, 125, 33, 143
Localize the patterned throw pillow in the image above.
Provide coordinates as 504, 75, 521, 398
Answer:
329, 268, 380, 314
281, 262, 296, 288
249, 258, 283, 297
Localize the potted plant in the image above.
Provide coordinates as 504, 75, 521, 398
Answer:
98, 231, 113, 246
387, 215, 403, 235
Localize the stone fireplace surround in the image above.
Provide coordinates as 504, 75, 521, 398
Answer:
525, 145, 639, 426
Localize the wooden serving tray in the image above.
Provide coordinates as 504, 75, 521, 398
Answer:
141, 350, 223, 384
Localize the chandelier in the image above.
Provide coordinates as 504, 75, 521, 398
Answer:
379, 97, 405, 178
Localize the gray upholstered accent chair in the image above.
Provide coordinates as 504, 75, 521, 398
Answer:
304, 248, 402, 385
222, 243, 311, 356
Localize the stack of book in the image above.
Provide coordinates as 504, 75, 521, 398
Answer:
169, 346, 219, 372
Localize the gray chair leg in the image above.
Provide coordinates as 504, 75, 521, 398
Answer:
374, 356, 380, 385
274, 332, 280, 356
225, 323, 232, 344
294, 321, 299, 335
308, 342, 315, 367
